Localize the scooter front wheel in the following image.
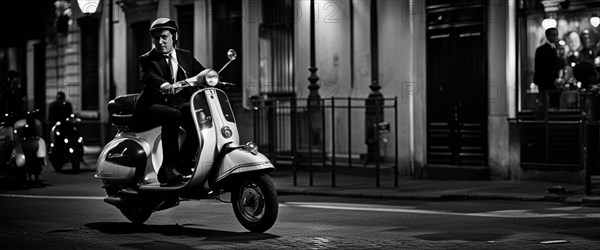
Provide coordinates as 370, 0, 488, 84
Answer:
231, 173, 278, 233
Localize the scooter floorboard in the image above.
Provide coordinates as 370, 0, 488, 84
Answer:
139, 181, 188, 191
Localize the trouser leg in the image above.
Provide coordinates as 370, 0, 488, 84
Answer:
178, 102, 199, 164
143, 104, 182, 171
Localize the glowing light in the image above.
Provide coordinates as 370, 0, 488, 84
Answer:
591, 15, 600, 28
542, 18, 557, 30
77, 0, 99, 14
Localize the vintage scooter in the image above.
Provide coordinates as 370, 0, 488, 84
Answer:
96, 49, 278, 233
49, 114, 84, 172
10, 109, 47, 183
0, 113, 15, 174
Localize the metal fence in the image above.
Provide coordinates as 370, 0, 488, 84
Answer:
251, 96, 399, 188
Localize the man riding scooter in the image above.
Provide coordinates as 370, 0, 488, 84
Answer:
132, 18, 205, 186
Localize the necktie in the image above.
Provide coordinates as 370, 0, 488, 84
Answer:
166, 54, 175, 83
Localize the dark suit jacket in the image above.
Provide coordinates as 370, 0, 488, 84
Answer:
132, 48, 205, 130
533, 43, 559, 91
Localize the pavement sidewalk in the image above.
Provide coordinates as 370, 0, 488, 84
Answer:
270, 170, 600, 207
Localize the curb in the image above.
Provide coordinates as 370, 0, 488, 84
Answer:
583, 197, 600, 207
276, 188, 594, 206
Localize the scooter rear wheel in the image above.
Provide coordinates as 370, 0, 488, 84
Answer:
231, 173, 278, 233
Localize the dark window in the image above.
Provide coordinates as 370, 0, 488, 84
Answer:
213, 0, 242, 96
128, 20, 151, 94
79, 16, 100, 110
177, 4, 194, 54
259, 0, 294, 96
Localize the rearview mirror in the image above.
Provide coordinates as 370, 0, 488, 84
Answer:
227, 49, 237, 61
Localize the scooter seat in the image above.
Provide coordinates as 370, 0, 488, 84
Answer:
108, 94, 139, 128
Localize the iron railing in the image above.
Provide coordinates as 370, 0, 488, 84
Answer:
251, 96, 398, 188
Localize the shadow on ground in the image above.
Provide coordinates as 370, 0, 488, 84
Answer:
85, 222, 280, 243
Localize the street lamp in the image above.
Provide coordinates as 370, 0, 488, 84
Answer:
76, 0, 101, 144
77, 0, 99, 14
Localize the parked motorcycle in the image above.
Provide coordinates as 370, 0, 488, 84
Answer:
0, 113, 15, 174
96, 49, 278, 232
49, 114, 84, 172
10, 109, 47, 183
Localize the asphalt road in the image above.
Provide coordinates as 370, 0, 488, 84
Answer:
0, 162, 599, 249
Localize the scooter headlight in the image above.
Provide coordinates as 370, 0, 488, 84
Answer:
244, 141, 259, 155
199, 69, 220, 87
64, 138, 69, 144
205, 70, 219, 86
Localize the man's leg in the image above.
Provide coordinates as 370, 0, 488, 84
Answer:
145, 104, 184, 183
178, 102, 199, 174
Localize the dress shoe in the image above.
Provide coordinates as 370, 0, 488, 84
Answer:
159, 174, 188, 187
176, 160, 195, 176
157, 165, 188, 186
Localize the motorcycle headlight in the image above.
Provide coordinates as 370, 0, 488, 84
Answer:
205, 70, 219, 86
64, 138, 69, 144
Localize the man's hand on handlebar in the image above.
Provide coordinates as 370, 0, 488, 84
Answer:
161, 83, 176, 95
161, 81, 190, 95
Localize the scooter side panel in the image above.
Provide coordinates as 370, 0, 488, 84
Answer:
35, 138, 47, 158
96, 136, 150, 185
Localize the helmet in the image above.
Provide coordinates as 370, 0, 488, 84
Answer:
149, 18, 178, 35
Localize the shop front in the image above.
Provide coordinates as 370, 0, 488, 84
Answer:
513, 0, 600, 188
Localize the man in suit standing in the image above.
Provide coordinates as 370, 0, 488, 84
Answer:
534, 27, 560, 109
132, 18, 205, 185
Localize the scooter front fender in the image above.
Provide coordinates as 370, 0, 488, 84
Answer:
213, 147, 274, 184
